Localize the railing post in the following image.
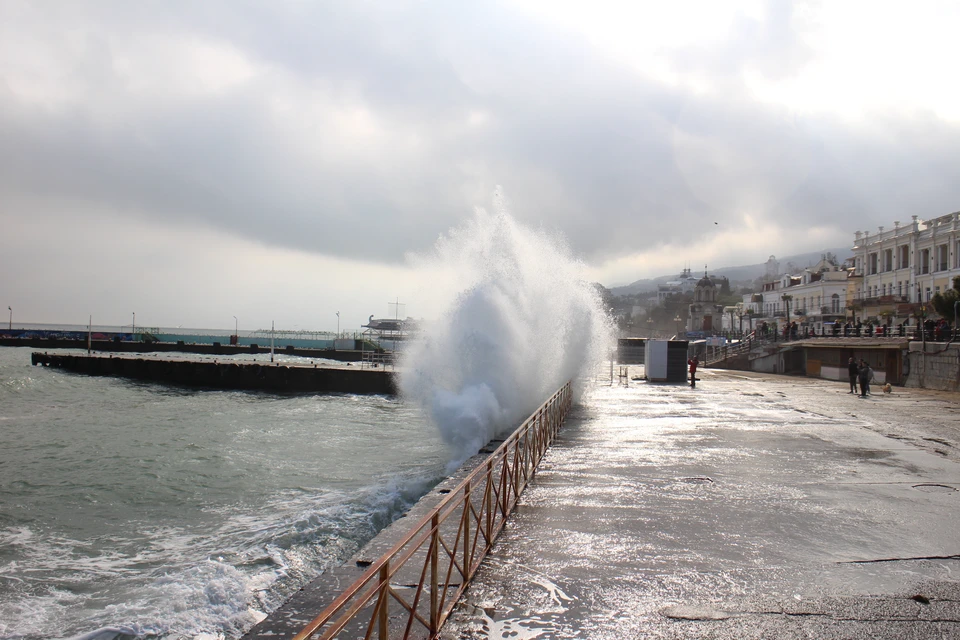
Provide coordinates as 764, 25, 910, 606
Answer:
485, 460, 493, 546
430, 513, 439, 635
378, 560, 390, 640
462, 480, 471, 581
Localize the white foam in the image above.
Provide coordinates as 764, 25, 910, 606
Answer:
401, 197, 614, 465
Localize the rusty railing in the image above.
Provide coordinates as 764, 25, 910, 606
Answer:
291, 381, 573, 640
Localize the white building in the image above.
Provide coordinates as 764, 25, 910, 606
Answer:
657, 268, 699, 301
744, 256, 851, 333
852, 211, 960, 322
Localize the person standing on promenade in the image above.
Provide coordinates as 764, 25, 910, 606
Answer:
847, 357, 859, 394
688, 356, 699, 388
858, 360, 874, 397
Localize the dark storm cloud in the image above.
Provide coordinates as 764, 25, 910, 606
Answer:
2, 0, 960, 267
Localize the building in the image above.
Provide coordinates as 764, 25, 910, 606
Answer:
687, 272, 724, 335
744, 256, 852, 334
852, 211, 960, 325
657, 268, 700, 301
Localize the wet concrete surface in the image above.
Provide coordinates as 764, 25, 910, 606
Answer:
441, 368, 960, 639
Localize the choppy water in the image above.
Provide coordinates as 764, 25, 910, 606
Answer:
0, 347, 449, 640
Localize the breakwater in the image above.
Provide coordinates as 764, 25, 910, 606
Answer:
31, 352, 397, 394
4, 337, 376, 361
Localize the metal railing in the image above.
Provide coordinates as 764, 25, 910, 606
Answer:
703, 332, 756, 367
291, 382, 573, 640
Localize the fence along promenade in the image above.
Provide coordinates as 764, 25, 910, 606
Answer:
288, 382, 573, 640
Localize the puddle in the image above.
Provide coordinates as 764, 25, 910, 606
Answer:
912, 483, 958, 493
662, 604, 733, 620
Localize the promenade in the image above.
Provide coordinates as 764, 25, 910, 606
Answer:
441, 368, 960, 639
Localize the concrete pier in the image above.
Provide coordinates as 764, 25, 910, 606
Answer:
6, 337, 376, 361
439, 368, 960, 638
31, 352, 396, 394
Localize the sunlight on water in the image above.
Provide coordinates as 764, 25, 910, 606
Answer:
400, 192, 614, 466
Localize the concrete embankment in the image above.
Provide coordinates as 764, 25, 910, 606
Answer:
441, 367, 960, 639
31, 352, 396, 394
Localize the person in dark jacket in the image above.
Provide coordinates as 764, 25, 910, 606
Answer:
858, 360, 874, 397
847, 357, 859, 393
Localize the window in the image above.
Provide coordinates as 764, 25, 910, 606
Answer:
898, 245, 909, 269
920, 249, 930, 274
831, 293, 840, 313
883, 249, 893, 271
869, 253, 878, 275
937, 244, 949, 271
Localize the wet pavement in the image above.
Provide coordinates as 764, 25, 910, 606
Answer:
440, 368, 960, 639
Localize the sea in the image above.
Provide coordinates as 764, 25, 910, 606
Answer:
0, 207, 614, 640
0, 347, 450, 640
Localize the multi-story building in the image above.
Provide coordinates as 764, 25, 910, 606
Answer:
656, 267, 699, 301
852, 211, 960, 324
743, 256, 851, 333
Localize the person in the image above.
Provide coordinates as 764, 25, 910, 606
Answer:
858, 360, 874, 397
688, 356, 699, 388
847, 357, 859, 394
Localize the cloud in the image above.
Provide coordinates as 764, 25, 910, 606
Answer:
2, 0, 960, 324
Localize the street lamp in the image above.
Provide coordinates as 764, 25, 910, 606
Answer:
7, 306, 10, 330
132, 312, 135, 338
674, 314, 683, 339
336, 311, 340, 337
233, 315, 238, 338
647, 316, 654, 338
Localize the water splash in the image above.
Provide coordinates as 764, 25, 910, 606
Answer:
400, 195, 614, 466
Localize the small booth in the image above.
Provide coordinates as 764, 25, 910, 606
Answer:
645, 339, 689, 382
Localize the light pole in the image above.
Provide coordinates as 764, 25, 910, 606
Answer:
781, 294, 792, 334
674, 314, 683, 339
7, 306, 10, 330
233, 315, 238, 338
132, 312, 135, 338
336, 311, 340, 337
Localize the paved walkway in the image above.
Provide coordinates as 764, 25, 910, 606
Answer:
441, 368, 960, 639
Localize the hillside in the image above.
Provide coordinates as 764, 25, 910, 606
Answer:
608, 246, 853, 296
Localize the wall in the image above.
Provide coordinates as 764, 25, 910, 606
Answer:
904, 342, 960, 391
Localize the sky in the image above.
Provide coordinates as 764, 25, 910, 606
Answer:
3, 0, 960, 332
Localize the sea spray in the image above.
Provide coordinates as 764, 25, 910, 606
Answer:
400, 200, 614, 466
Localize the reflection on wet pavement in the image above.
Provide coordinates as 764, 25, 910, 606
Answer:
442, 367, 960, 639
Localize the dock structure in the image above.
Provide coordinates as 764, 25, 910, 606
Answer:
31, 352, 397, 394
6, 337, 379, 362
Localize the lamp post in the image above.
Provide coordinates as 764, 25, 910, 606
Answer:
7, 306, 10, 330
233, 315, 238, 337
132, 312, 135, 339
781, 295, 792, 337
647, 316, 654, 338
674, 314, 683, 339
336, 311, 340, 337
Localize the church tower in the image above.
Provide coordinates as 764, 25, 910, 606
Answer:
688, 268, 722, 334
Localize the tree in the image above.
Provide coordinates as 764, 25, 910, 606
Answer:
930, 276, 960, 323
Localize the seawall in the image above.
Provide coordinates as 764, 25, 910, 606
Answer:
905, 341, 960, 391
3, 338, 377, 362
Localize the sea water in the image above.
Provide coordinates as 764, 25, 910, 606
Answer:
1, 202, 614, 640
0, 347, 447, 640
